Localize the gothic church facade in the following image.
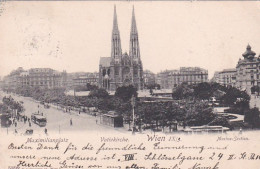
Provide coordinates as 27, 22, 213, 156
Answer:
99, 6, 144, 91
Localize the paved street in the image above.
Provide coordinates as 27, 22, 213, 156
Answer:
0, 91, 128, 136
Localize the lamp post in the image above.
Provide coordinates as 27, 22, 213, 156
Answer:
139, 118, 142, 133
131, 96, 136, 135
6, 120, 9, 135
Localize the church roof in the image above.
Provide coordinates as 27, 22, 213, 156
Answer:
99, 57, 111, 67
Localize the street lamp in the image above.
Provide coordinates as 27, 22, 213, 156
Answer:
139, 118, 142, 133
6, 120, 9, 135
131, 96, 136, 135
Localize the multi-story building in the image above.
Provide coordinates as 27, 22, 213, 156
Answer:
2, 67, 25, 91
99, 6, 144, 91
157, 67, 208, 89
236, 45, 260, 93
72, 72, 99, 87
212, 68, 237, 87
3, 67, 67, 90
143, 70, 156, 87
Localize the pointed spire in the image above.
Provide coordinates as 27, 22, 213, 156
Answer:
247, 43, 251, 50
111, 5, 122, 59
113, 5, 119, 32
131, 6, 138, 34
129, 6, 140, 60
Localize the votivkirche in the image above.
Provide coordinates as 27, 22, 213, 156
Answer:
99, 6, 144, 91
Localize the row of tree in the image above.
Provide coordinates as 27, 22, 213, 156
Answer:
5, 82, 260, 129
2, 96, 24, 113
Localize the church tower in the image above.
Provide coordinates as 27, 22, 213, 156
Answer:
99, 6, 144, 91
129, 7, 143, 90
129, 7, 141, 63
111, 5, 122, 62
110, 5, 123, 91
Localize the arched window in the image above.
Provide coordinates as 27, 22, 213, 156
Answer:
102, 69, 106, 76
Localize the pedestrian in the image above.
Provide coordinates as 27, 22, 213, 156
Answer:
70, 118, 73, 126
15, 122, 17, 127
44, 128, 48, 135
29, 122, 31, 127
239, 127, 243, 134
14, 129, 18, 135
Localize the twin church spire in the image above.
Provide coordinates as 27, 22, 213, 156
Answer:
111, 5, 122, 59
111, 5, 140, 62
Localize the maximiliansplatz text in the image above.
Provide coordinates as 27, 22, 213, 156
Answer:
6, 134, 260, 169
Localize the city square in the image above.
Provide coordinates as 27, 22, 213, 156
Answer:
0, 3, 260, 136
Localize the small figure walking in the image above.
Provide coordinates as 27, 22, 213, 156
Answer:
44, 128, 48, 135
70, 118, 73, 126
29, 122, 31, 127
15, 121, 17, 127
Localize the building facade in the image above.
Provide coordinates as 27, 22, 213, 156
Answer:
236, 45, 260, 93
99, 6, 144, 91
72, 72, 99, 87
157, 67, 208, 89
212, 68, 237, 87
2, 67, 67, 90
143, 70, 156, 88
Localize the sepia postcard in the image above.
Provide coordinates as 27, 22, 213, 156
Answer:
0, 1, 260, 169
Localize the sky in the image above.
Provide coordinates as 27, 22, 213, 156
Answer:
0, 1, 260, 79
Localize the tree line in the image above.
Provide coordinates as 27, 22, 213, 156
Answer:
3, 82, 260, 129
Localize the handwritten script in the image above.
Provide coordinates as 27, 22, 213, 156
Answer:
2, 133, 260, 169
